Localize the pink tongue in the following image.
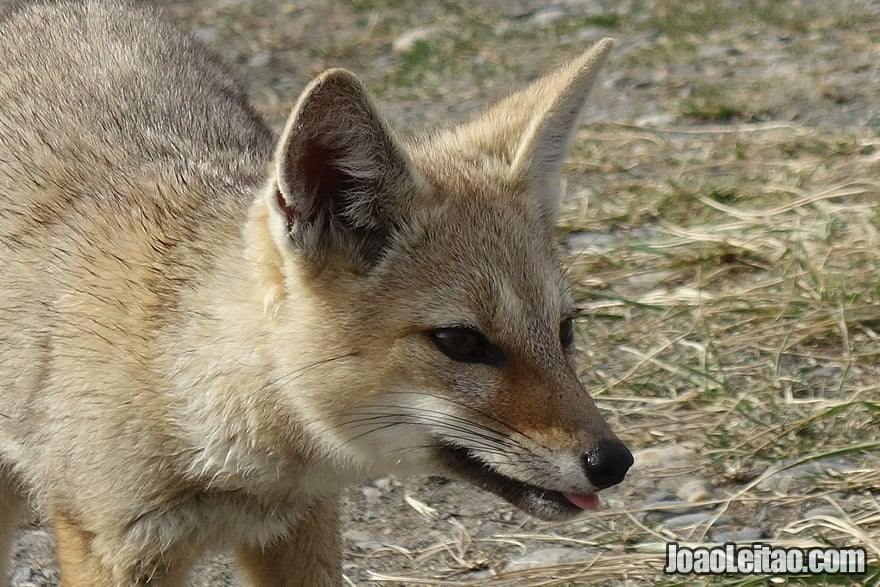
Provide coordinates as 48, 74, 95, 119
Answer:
563, 493, 600, 510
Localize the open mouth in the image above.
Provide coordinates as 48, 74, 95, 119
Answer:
436, 443, 599, 521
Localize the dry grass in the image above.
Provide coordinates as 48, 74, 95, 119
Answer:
559, 120, 880, 585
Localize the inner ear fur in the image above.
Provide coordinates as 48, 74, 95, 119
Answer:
269, 68, 422, 272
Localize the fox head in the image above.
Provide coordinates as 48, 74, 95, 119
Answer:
248, 39, 632, 520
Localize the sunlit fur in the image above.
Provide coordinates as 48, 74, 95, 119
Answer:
0, 0, 625, 585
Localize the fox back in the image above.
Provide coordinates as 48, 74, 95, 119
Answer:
0, 1, 632, 585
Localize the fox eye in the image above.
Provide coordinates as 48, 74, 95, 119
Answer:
428, 327, 504, 367
560, 317, 574, 348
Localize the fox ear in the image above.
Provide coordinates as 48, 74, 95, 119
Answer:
468, 39, 613, 221
269, 69, 421, 272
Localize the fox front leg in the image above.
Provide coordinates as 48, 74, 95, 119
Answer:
53, 511, 190, 587
236, 497, 342, 587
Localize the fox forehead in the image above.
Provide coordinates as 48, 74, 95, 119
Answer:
373, 189, 572, 337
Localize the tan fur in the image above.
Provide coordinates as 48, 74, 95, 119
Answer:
235, 499, 341, 587
0, 1, 632, 585
0, 474, 23, 584
55, 510, 190, 586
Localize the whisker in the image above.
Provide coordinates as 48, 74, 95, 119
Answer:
339, 421, 405, 445
343, 405, 513, 446
384, 389, 540, 445
336, 414, 520, 457
267, 351, 359, 388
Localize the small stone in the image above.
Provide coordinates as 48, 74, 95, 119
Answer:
393, 27, 440, 54
246, 52, 271, 68
698, 45, 741, 60
506, 547, 588, 570
756, 474, 790, 493
641, 500, 705, 523
626, 270, 677, 289
565, 227, 658, 253
645, 490, 677, 505
192, 26, 219, 44
574, 26, 611, 42
676, 479, 713, 503
608, 74, 635, 89
661, 511, 728, 529
373, 477, 393, 491
565, 231, 619, 251
810, 365, 842, 379
802, 505, 841, 519
756, 459, 856, 492
657, 477, 685, 492
343, 529, 384, 552
603, 497, 626, 509
635, 113, 677, 127
712, 527, 765, 542
529, 6, 569, 27
463, 568, 496, 581
361, 486, 381, 501
633, 444, 695, 469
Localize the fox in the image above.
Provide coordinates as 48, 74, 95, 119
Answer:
0, 0, 634, 585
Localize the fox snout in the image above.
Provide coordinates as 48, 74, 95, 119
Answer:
583, 438, 634, 490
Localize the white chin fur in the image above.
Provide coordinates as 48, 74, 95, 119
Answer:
299, 388, 440, 484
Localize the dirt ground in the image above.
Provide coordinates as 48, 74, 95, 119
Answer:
6, 0, 880, 585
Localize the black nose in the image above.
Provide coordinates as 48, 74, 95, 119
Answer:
583, 439, 634, 490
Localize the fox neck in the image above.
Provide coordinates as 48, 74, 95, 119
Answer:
164, 195, 368, 500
